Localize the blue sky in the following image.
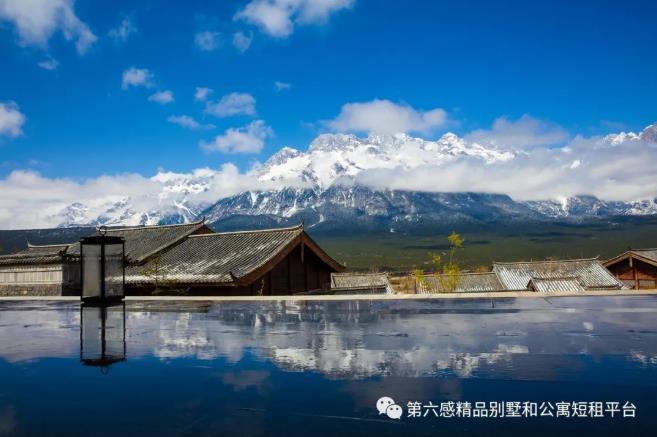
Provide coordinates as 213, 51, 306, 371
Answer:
1, 0, 656, 181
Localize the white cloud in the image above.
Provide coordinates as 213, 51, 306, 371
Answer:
194, 87, 213, 102
274, 81, 291, 91
328, 99, 448, 135
0, 0, 97, 54
108, 17, 136, 42
235, 0, 353, 38
232, 31, 253, 53
351, 124, 657, 201
121, 67, 153, 89
0, 165, 269, 229
37, 57, 59, 70
194, 31, 221, 51
2, 121, 657, 229
148, 90, 174, 104
205, 92, 256, 117
0, 101, 25, 138
167, 115, 215, 131
200, 120, 273, 154
466, 114, 569, 149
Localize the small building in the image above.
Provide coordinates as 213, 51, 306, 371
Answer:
0, 243, 80, 296
329, 273, 393, 294
416, 272, 504, 294
604, 249, 657, 290
415, 258, 624, 294
126, 224, 344, 295
493, 258, 624, 292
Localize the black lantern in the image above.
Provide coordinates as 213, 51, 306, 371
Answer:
80, 302, 126, 369
80, 227, 125, 303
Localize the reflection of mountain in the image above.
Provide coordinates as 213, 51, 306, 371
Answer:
1, 299, 657, 383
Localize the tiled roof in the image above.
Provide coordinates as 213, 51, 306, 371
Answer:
632, 249, 657, 263
0, 243, 75, 266
493, 258, 623, 291
330, 273, 392, 293
68, 220, 209, 263
527, 276, 585, 293
605, 248, 657, 267
125, 224, 326, 285
417, 272, 504, 293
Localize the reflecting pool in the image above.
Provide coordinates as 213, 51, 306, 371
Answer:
1, 296, 657, 436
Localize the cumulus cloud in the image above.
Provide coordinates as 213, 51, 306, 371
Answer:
205, 92, 256, 117
194, 87, 213, 102
235, 0, 353, 38
0, 165, 271, 229
352, 126, 657, 201
200, 120, 273, 154
232, 31, 253, 53
148, 90, 174, 104
108, 17, 136, 42
0, 101, 25, 138
37, 57, 59, 70
0, 0, 97, 54
167, 115, 215, 131
466, 114, 569, 149
121, 67, 153, 89
328, 99, 448, 135
194, 30, 221, 51
274, 81, 291, 91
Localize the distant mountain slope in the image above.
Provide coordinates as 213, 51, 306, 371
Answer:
40, 122, 657, 230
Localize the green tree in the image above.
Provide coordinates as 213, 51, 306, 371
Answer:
427, 231, 464, 293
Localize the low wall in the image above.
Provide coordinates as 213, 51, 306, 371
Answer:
0, 283, 63, 296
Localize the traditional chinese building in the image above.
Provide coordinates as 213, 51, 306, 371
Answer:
603, 249, 657, 290
0, 221, 344, 296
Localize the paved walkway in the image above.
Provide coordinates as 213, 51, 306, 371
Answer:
1, 289, 656, 302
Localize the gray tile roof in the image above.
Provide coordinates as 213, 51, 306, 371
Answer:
67, 220, 209, 263
632, 249, 657, 263
0, 243, 76, 265
527, 276, 585, 293
493, 258, 623, 291
330, 273, 392, 293
125, 224, 311, 284
417, 272, 504, 293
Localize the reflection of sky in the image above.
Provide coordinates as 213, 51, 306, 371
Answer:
1, 297, 657, 435
1, 297, 657, 383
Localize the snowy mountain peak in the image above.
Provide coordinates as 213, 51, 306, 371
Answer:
256, 131, 514, 189
640, 122, 657, 143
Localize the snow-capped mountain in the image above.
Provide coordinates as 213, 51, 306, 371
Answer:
254, 132, 514, 188
49, 124, 657, 230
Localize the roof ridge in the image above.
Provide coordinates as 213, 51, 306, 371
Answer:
188, 223, 303, 237
102, 219, 206, 233
530, 275, 581, 280
26, 242, 71, 248
493, 257, 601, 265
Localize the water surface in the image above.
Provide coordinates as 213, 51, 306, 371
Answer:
1, 296, 656, 436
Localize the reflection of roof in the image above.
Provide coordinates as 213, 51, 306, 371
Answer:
527, 276, 585, 293
493, 258, 622, 290
417, 272, 504, 293
330, 273, 392, 293
0, 243, 76, 265
604, 248, 657, 268
126, 224, 343, 285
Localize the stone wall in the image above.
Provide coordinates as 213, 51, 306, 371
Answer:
0, 284, 63, 296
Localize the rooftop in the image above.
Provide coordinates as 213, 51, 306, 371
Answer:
493, 258, 623, 291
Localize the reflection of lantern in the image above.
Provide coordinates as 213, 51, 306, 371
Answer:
80, 227, 125, 303
80, 303, 126, 368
